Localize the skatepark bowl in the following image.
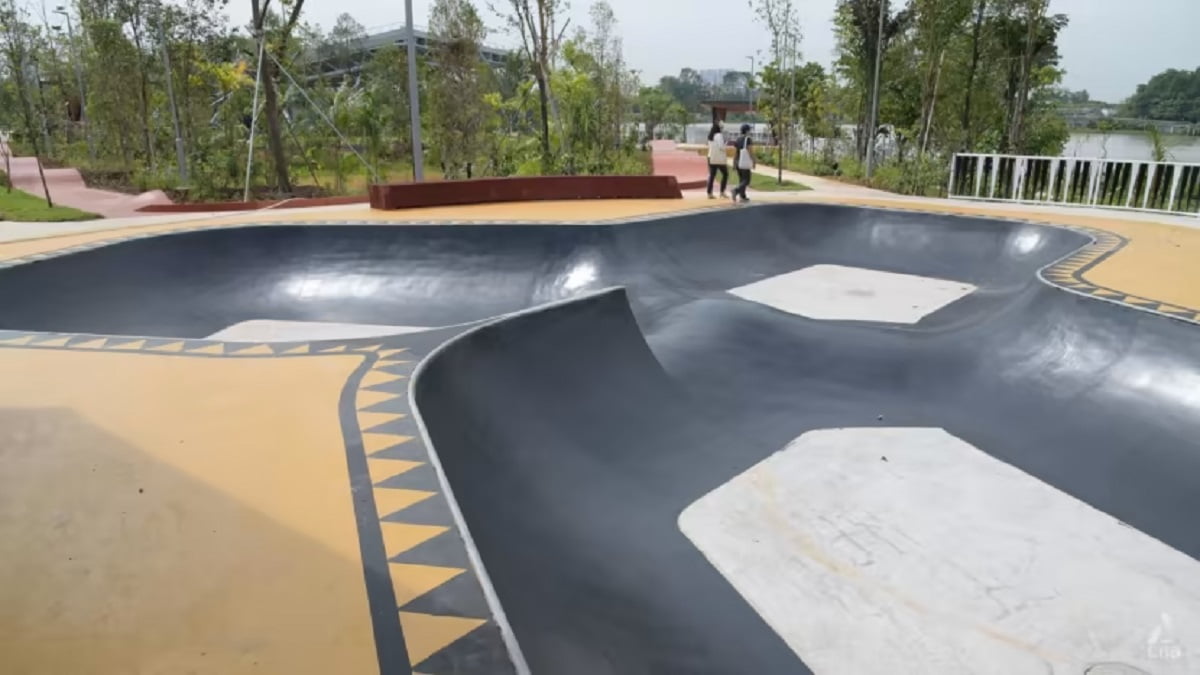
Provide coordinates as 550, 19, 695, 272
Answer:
1, 202, 1199, 675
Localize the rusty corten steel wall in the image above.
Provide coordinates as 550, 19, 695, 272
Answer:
368, 175, 682, 210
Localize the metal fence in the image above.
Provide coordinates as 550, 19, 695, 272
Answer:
948, 153, 1200, 217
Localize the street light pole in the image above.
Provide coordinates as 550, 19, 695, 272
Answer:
865, 0, 885, 179
54, 6, 93, 161
157, 11, 188, 186
404, 0, 424, 181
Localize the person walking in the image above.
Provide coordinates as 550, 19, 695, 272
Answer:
705, 122, 729, 199
731, 123, 755, 203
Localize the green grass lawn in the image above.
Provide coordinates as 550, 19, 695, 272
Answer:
748, 172, 811, 192
0, 185, 100, 222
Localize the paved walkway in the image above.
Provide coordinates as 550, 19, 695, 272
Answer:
649, 140, 709, 189
751, 163, 891, 197
1, 142, 171, 218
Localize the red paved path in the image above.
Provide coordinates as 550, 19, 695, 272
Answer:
649, 140, 709, 190
1, 142, 171, 218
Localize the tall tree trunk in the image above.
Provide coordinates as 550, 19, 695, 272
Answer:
1006, 0, 1043, 153
534, 66, 551, 164
2, 137, 12, 192
960, 0, 986, 149
919, 49, 945, 156
250, 0, 304, 195
129, 18, 155, 168
9, 56, 54, 206
261, 56, 291, 193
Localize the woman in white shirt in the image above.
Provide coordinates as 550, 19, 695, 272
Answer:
706, 122, 729, 199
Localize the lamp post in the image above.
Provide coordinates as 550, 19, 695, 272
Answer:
53, 5, 93, 161
404, 0, 424, 181
864, 0, 885, 179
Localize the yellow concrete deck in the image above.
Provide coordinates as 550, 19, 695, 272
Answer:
797, 195, 1200, 321
0, 348, 375, 674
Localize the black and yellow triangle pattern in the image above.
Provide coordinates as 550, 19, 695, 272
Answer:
0, 333, 321, 355
1040, 226, 1200, 324
0, 332, 515, 672
353, 347, 515, 674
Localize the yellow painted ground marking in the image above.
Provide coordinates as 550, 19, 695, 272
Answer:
364, 433, 415, 455
1094, 289, 1125, 298
356, 344, 382, 352
149, 341, 185, 352
367, 458, 423, 486
381, 522, 450, 559
73, 338, 107, 349
0, 335, 34, 346
378, 348, 409, 359
321, 345, 348, 353
398, 613, 486, 665
373, 488, 437, 517
357, 389, 400, 410
362, 370, 406, 389
108, 339, 147, 350
808, 195, 1200, 312
281, 344, 311, 355
0, 349, 376, 674
188, 343, 224, 355
390, 564, 466, 606
233, 344, 274, 356
375, 359, 413, 368
31, 336, 70, 347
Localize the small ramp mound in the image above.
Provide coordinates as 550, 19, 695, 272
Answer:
412, 287, 806, 674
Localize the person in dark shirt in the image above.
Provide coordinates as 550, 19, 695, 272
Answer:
731, 123, 755, 203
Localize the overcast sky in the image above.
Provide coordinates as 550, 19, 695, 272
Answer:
223, 0, 1199, 103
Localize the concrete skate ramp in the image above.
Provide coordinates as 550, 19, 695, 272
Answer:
0, 204, 1085, 337
2, 204, 1199, 673
415, 287, 1200, 674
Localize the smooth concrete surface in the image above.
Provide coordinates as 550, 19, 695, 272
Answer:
728, 264, 976, 323
680, 427, 1200, 674
0, 349, 376, 673
207, 319, 433, 341
2, 202, 1200, 674
402, 209, 1200, 673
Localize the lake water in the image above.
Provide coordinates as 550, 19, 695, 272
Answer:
1065, 132, 1200, 163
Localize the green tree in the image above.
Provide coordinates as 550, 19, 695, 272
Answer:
658, 67, 708, 112
910, 0, 971, 155
249, 0, 306, 194
428, 0, 491, 178
0, 0, 54, 204
834, 0, 912, 159
636, 86, 673, 143
1123, 68, 1200, 123
498, 0, 568, 169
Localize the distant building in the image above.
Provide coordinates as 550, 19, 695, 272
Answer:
309, 25, 511, 81
698, 69, 731, 87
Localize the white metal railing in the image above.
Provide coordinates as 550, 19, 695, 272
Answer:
947, 153, 1200, 217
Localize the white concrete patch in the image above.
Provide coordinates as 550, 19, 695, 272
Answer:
206, 319, 432, 342
728, 264, 975, 323
678, 428, 1200, 674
